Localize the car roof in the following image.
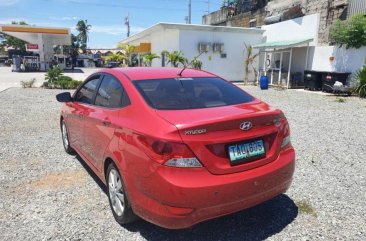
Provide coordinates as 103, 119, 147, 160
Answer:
105, 67, 216, 81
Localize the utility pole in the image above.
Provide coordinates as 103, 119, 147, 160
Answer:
188, 0, 192, 24
125, 13, 130, 38
206, 0, 210, 14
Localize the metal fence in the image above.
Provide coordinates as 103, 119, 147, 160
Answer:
348, 0, 366, 18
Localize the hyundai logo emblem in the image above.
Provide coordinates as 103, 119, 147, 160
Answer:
240, 121, 252, 131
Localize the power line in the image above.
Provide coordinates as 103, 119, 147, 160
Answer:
59, 0, 202, 12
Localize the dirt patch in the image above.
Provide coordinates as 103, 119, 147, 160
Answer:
296, 200, 317, 217
28, 170, 87, 191
30, 159, 42, 165
3, 159, 19, 167
3, 159, 42, 169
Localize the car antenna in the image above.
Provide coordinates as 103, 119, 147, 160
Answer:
178, 51, 204, 77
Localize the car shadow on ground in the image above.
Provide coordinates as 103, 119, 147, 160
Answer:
75, 155, 107, 193
124, 194, 298, 241
75, 155, 298, 241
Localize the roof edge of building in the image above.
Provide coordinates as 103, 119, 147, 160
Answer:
120, 22, 264, 44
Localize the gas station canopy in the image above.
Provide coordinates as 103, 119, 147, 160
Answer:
0, 24, 71, 70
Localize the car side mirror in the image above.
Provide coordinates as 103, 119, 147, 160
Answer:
56, 92, 73, 102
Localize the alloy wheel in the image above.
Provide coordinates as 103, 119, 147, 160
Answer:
108, 168, 125, 216
61, 121, 69, 149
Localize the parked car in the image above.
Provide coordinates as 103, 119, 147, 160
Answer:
105, 61, 121, 68
56, 67, 295, 229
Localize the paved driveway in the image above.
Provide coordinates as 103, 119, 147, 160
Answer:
0, 67, 98, 91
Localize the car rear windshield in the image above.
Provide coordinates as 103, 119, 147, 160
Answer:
133, 77, 254, 110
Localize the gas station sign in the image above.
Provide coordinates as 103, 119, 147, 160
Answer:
26, 44, 39, 51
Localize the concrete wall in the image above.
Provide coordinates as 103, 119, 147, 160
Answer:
150, 29, 180, 67
266, 0, 349, 44
308, 46, 366, 73
177, 29, 263, 81
262, 13, 319, 44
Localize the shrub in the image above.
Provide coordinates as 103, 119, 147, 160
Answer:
42, 78, 82, 89
105, 53, 124, 63
57, 76, 73, 82
354, 67, 366, 98
330, 14, 366, 49
52, 80, 82, 89
20, 78, 36, 88
191, 58, 202, 70
45, 66, 63, 83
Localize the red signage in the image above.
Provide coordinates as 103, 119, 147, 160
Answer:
26, 44, 39, 50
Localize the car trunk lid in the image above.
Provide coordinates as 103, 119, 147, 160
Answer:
155, 100, 285, 175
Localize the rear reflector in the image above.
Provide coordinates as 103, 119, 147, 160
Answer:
165, 205, 194, 216
281, 122, 291, 148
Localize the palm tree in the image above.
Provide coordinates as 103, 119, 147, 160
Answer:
244, 44, 259, 85
166, 51, 187, 67
161, 50, 170, 67
105, 53, 124, 63
76, 20, 91, 51
191, 58, 202, 69
142, 53, 160, 67
117, 43, 135, 66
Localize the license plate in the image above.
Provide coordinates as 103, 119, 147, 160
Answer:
228, 140, 265, 164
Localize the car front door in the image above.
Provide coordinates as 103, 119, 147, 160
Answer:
68, 75, 101, 155
82, 73, 131, 171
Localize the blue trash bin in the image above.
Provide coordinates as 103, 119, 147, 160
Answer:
260, 76, 269, 90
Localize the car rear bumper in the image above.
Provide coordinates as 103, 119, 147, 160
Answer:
128, 147, 295, 229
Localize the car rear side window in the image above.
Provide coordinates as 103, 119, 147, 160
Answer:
133, 77, 254, 110
74, 76, 100, 104
95, 74, 130, 108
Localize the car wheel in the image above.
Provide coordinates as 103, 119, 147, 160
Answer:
107, 163, 138, 225
61, 119, 75, 155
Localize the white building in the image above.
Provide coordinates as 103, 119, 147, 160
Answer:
253, 13, 366, 87
120, 23, 264, 82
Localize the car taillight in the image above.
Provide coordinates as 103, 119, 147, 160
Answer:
137, 135, 202, 168
281, 121, 291, 148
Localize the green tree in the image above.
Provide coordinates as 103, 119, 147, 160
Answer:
354, 66, 366, 98
166, 51, 187, 67
142, 53, 160, 67
76, 20, 91, 52
161, 50, 170, 66
45, 66, 64, 83
116, 43, 136, 66
244, 44, 259, 86
3, 21, 28, 51
330, 14, 366, 49
105, 53, 124, 63
191, 58, 202, 69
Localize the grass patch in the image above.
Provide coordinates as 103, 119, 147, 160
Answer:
20, 78, 36, 88
296, 200, 317, 217
335, 97, 346, 103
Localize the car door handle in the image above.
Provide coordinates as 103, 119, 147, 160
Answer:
102, 119, 111, 127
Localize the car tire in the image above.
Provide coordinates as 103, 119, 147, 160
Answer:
106, 163, 138, 225
61, 119, 76, 155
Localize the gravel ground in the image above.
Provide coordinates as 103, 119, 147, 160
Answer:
0, 86, 365, 241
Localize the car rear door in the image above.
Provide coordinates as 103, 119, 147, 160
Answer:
82, 73, 131, 171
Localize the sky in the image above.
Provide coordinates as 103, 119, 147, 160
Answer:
0, 0, 222, 48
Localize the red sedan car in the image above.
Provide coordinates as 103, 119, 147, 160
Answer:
56, 67, 295, 229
